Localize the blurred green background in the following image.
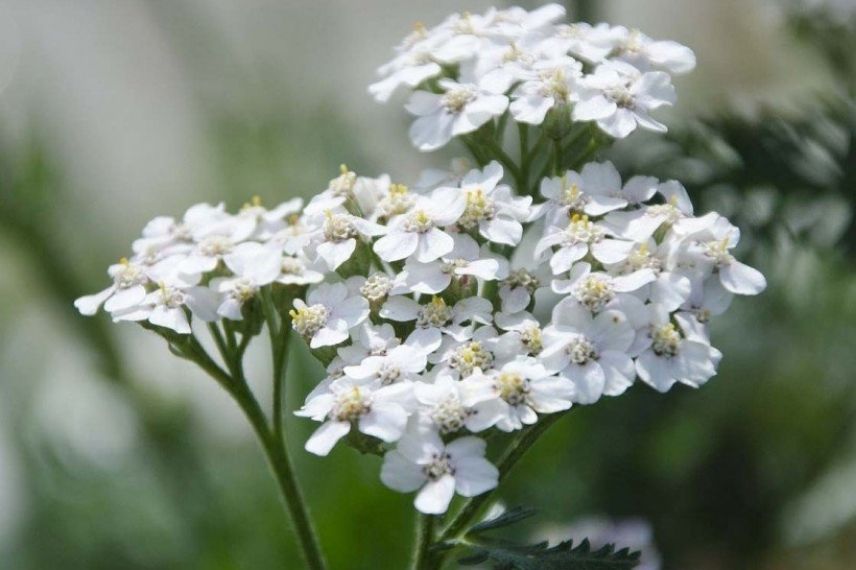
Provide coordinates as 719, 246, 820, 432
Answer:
0, 1, 855, 568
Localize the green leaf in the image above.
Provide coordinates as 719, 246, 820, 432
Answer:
468, 507, 538, 534
458, 538, 641, 570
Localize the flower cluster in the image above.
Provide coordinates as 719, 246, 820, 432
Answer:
75, 5, 766, 516
370, 3, 695, 148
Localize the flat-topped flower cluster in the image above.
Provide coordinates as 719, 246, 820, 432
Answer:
75, 4, 766, 516
370, 3, 695, 148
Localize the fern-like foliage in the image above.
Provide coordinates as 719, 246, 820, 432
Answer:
458, 538, 641, 570
438, 507, 641, 570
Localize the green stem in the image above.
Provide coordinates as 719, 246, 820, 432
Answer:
411, 514, 436, 570
434, 412, 568, 565
229, 380, 328, 570
179, 332, 327, 570
273, 327, 292, 442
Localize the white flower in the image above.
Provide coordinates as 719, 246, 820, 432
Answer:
552, 262, 655, 313
369, 23, 479, 103
634, 305, 721, 393
74, 257, 151, 316
343, 344, 427, 386
290, 283, 369, 349
538, 161, 629, 223
381, 429, 497, 514
373, 187, 465, 263
573, 60, 676, 138
541, 302, 636, 403
111, 280, 219, 334
536, 213, 635, 274
462, 358, 573, 432
493, 311, 545, 360
603, 180, 694, 241
675, 275, 733, 343
407, 79, 508, 151
509, 58, 582, 125
208, 242, 282, 320
276, 253, 325, 286
431, 327, 498, 378
313, 210, 386, 271
446, 161, 532, 246
399, 234, 506, 294
414, 372, 483, 435
236, 196, 304, 241
132, 202, 228, 263
679, 215, 767, 296
380, 295, 493, 342
608, 27, 696, 74
540, 22, 623, 64
296, 377, 413, 456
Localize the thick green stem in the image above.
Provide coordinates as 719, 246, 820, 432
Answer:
411, 514, 436, 570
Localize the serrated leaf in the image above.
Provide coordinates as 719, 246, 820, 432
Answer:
457, 538, 641, 570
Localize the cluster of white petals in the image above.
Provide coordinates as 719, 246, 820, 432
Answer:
370, 3, 695, 148
76, 5, 766, 516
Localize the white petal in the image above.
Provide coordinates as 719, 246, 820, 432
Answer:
720, 261, 766, 295
104, 285, 147, 313
360, 404, 408, 443
149, 306, 191, 334
74, 286, 114, 316
453, 457, 499, 497
414, 475, 456, 514
591, 239, 634, 264
305, 421, 351, 456
416, 229, 454, 263
380, 451, 426, 492
374, 231, 419, 262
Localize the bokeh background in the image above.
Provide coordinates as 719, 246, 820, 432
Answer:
1, 1, 855, 568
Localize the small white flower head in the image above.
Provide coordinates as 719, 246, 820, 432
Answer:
680, 214, 767, 296
552, 262, 656, 313
604, 180, 694, 242
462, 358, 573, 432
209, 242, 283, 320
381, 428, 498, 514
110, 277, 220, 335
535, 213, 635, 274
607, 26, 697, 74
634, 305, 721, 393
373, 187, 466, 263
538, 161, 629, 223
343, 344, 427, 387
509, 57, 583, 125
446, 161, 532, 246
312, 209, 386, 271
237, 196, 304, 241
381, 295, 493, 342
290, 283, 369, 349
435, 329, 498, 378
407, 79, 509, 151
276, 253, 325, 286
541, 302, 636, 403
573, 60, 676, 139
414, 372, 482, 435
296, 377, 413, 456
74, 257, 151, 316
494, 311, 545, 360
400, 233, 506, 295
